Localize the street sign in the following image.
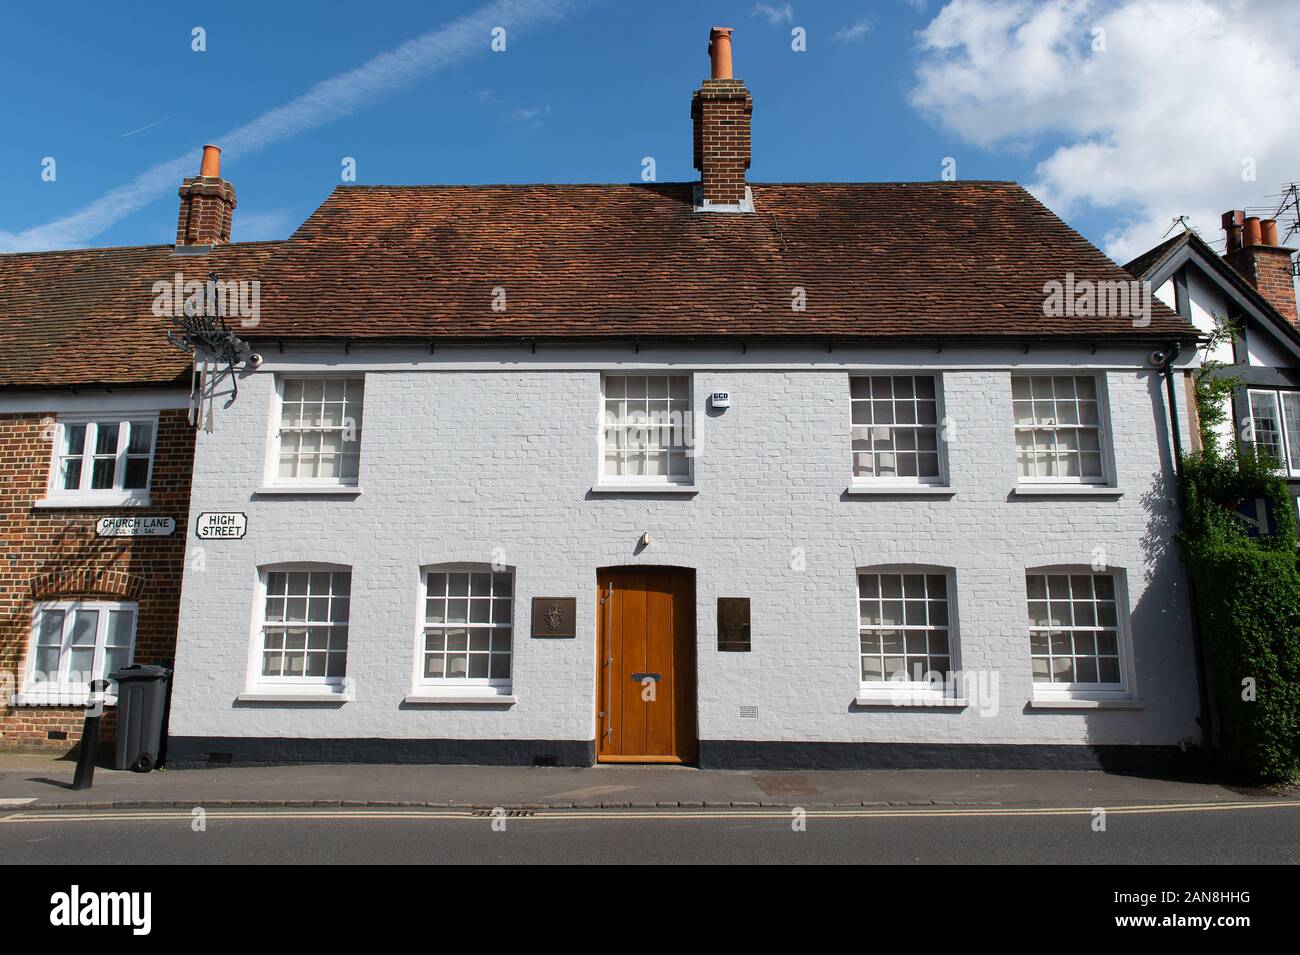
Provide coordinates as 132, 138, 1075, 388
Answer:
195, 512, 248, 540
95, 516, 176, 537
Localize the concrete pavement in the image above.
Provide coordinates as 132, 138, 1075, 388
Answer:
0, 751, 1283, 811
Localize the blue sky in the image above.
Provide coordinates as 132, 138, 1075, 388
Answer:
1, 1, 1292, 261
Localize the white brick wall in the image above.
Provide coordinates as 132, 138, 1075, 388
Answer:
169, 345, 1201, 749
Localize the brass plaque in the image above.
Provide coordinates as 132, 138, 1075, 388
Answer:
717, 597, 751, 652
531, 597, 576, 638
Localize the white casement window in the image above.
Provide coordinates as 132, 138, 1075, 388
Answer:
46, 416, 157, 504
420, 568, 513, 686
1247, 388, 1300, 475
273, 377, 364, 485
858, 570, 953, 686
850, 375, 944, 483
601, 374, 693, 484
25, 602, 136, 703
1011, 374, 1107, 483
256, 568, 351, 683
1026, 572, 1128, 692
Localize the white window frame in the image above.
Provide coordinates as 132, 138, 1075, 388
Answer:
1025, 567, 1137, 702
266, 375, 365, 489
246, 564, 352, 694
412, 564, 515, 697
22, 600, 137, 705
597, 373, 694, 488
43, 413, 158, 507
1010, 373, 1113, 486
849, 374, 948, 487
1246, 388, 1300, 477
855, 565, 960, 703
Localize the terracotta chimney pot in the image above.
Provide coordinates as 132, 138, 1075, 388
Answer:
199, 144, 222, 178
1244, 216, 1263, 247
709, 27, 733, 79
1261, 218, 1279, 246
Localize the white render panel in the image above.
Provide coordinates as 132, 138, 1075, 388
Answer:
170, 351, 1200, 748
1247, 324, 1294, 368
1185, 267, 1235, 365
1181, 267, 1237, 450
1155, 278, 1176, 313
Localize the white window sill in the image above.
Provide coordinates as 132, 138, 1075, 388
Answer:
1013, 485, 1123, 498
589, 483, 697, 495
855, 687, 969, 708
844, 484, 955, 497
404, 690, 517, 705
236, 688, 351, 703
13, 691, 117, 707
34, 496, 150, 509
1027, 696, 1144, 710
254, 485, 363, 496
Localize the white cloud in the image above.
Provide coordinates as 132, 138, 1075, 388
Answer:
0, 0, 578, 253
833, 20, 873, 42
511, 104, 552, 123
909, 0, 1300, 263
752, 3, 795, 26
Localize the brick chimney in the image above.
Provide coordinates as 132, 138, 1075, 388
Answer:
1222, 209, 1298, 324
691, 27, 753, 210
176, 145, 236, 247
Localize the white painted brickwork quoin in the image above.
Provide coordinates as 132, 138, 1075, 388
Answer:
169, 345, 1200, 753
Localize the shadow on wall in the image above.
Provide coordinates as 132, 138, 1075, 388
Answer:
1138, 367, 1180, 586
1078, 371, 1202, 770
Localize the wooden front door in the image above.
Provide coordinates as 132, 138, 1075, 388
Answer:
597, 567, 696, 763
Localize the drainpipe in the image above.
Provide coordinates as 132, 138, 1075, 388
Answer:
1155, 342, 1214, 767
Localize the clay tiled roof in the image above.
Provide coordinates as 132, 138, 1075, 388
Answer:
1, 180, 1195, 389
1121, 230, 1191, 280
252, 181, 1194, 341
0, 241, 280, 388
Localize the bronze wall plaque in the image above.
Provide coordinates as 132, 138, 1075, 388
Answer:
531, 597, 576, 638
717, 597, 751, 652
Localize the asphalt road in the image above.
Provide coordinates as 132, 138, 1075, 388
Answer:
3, 802, 1298, 864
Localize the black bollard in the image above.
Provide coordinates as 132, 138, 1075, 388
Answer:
70, 680, 110, 791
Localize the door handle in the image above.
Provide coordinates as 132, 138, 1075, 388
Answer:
631, 672, 661, 683
600, 582, 614, 740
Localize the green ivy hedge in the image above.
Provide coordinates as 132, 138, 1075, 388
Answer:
1180, 451, 1300, 783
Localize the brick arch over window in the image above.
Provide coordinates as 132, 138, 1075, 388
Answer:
29, 568, 145, 601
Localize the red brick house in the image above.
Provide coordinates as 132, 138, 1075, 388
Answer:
0, 152, 272, 750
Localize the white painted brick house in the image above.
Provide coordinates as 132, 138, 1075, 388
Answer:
164, 29, 1205, 769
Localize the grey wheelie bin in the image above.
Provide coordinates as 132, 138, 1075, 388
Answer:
110, 664, 172, 772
